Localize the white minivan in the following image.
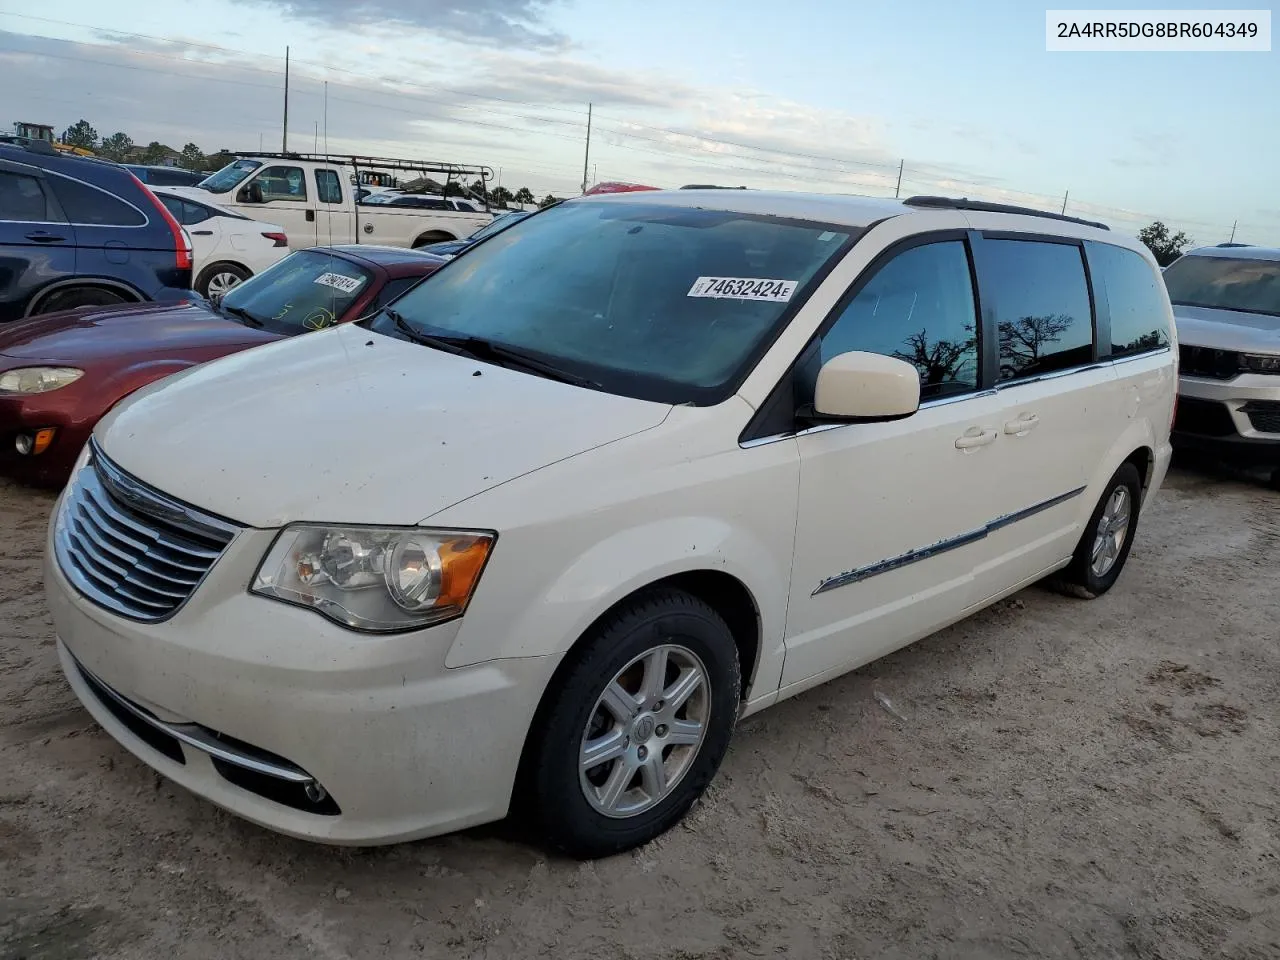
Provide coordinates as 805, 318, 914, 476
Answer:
45, 190, 1176, 858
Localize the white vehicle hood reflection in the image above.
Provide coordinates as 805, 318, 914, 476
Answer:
96, 323, 672, 528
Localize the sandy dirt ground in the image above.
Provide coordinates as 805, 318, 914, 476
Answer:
2, 460, 1279, 960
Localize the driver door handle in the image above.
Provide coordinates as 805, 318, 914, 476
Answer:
1003, 413, 1040, 436
955, 426, 998, 450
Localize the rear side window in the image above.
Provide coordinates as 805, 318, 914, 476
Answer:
315, 169, 343, 204
820, 241, 979, 399
48, 175, 146, 226
180, 200, 212, 225
978, 239, 1093, 382
1088, 243, 1170, 356
0, 172, 55, 222
369, 276, 421, 311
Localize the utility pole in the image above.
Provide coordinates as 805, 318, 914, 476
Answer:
1061, 190, 1069, 214
282, 45, 290, 153
581, 102, 593, 194
894, 159, 904, 198
1229, 220, 1237, 242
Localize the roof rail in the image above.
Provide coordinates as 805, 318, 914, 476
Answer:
233, 151, 493, 180
902, 195, 1109, 231
680, 184, 748, 190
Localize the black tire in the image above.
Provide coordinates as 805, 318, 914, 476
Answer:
1052, 462, 1143, 599
525, 587, 741, 859
195, 262, 251, 301
31, 286, 128, 316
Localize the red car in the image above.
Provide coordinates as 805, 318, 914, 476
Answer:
0, 245, 444, 487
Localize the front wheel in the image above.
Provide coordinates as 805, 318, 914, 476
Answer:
1052, 462, 1142, 599
525, 588, 741, 858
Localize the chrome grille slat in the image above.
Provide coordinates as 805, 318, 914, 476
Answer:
81, 482, 222, 561
53, 443, 240, 622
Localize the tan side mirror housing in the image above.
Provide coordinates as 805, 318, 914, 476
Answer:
811, 351, 921, 422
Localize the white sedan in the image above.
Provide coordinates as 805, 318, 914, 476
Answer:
151, 187, 290, 300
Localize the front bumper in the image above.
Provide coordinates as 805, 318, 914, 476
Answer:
1174, 373, 1280, 465
45, 515, 558, 845
0, 392, 93, 486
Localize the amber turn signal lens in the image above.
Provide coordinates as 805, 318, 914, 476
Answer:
437, 536, 493, 609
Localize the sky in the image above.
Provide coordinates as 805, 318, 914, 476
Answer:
0, 0, 1275, 243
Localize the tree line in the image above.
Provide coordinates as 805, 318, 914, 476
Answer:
59, 119, 562, 210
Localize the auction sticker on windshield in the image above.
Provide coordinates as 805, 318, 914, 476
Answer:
687, 277, 798, 302
314, 273, 365, 293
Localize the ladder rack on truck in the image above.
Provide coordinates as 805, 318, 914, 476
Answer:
241, 152, 494, 203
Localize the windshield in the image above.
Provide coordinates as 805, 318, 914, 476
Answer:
370, 200, 854, 403
219, 250, 374, 334
1163, 255, 1280, 319
470, 211, 529, 242
198, 159, 262, 194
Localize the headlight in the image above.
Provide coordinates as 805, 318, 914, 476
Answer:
0, 366, 84, 394
1240, 353, 1280, 374
251, 525, 495, 633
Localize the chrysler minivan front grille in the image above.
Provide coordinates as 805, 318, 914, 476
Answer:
53, 443, 238, 621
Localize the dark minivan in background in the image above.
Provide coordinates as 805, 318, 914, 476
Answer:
0, 141, 193, 321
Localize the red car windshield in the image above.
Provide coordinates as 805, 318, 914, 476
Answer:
218, 251, 374, 334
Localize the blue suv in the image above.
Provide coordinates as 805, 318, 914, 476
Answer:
0, 141, 193, 321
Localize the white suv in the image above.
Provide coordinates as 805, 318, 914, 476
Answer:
1163, 244, 1280, 475
45, 190, 1176, 858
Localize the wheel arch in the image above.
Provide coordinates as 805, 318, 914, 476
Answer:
25, 277, 145, 316
412, 231, 455, 247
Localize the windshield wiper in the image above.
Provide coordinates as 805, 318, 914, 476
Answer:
220, 303, 265, 328
385, 310, 600, 389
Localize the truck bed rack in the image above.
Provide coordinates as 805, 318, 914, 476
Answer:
237, 152, 494, 182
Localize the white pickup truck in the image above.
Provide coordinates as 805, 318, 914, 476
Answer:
168, 153, 494, 251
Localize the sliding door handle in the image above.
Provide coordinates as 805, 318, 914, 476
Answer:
1003, 413, 1040, 436
955, 427, 998, 450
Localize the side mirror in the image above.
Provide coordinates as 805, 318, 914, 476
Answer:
238, 181, 264, 204
810, 351, 920, 422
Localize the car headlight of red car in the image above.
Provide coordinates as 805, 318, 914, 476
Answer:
0, 367, 84, 394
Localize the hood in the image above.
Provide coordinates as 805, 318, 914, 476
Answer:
0, 301, 279, 364
1174, 304, 1280, 354
96, 323, 672, 528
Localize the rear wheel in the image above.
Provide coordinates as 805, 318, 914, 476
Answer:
196, 262, 250, 301
525, 588, 740, 859
31, 286, 128, 316
1052, 462, 1142, 599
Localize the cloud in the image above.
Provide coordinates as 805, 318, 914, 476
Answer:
235, 0, 567, 49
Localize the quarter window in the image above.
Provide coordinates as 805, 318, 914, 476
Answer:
1088, 243, 1170, 356
47, 176, 146, 226
181, 200, 213, 225
254, 166, 308, 201
0, 172, 55, 222
819, 241, 979, 400
315, 169, 343, 204
979, 239, 1094, 382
